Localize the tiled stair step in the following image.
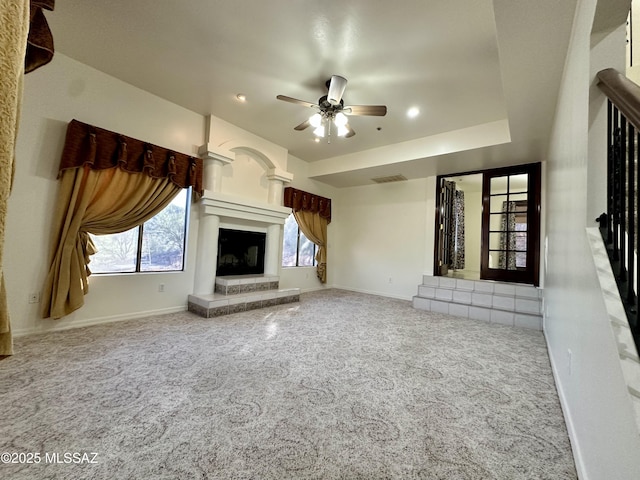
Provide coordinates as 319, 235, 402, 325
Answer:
188, 274, 300, 318
412, 276, 542, 330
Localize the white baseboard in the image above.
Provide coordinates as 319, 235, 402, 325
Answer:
544, 329, 587, 480
12, 306, 187, 337
299, 285, 331, 294
331, 285, 413, 302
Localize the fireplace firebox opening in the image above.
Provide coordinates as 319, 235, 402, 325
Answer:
217, 228, 266, 276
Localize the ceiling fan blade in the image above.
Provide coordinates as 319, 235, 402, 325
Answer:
345, 124, 356, 138
344, 105, 387, 116
294, 119, 311, 131
327, 75, 347, 106
276, 95, 317, 109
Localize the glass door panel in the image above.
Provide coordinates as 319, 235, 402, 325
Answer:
481, 163, 540, 285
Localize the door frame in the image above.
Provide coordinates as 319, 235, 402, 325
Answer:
433, 162, 541, 286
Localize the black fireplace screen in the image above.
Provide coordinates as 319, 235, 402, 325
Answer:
217, 229, 266, 276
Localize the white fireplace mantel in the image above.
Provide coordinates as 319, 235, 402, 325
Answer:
192, 133, 294, 296
200, 191, 291, 226
193, 190, 292, 296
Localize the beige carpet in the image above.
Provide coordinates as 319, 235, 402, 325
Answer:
0, 289, 576, 479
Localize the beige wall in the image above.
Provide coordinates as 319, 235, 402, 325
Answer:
331, 178, 430, 300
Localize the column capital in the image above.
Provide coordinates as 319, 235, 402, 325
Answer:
267, 168, 293, 184
198, 143, 233, 164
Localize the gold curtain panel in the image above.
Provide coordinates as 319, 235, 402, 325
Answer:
59, 119, 204, 196
283, 187, 332, 223
0, 0, 31, 356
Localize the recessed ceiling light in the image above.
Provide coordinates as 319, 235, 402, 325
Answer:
236, 93, 247, 102
407, 107, 420, 118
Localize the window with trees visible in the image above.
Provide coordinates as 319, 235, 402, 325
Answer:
89, 189, 190, 273
282, 213, 316, 267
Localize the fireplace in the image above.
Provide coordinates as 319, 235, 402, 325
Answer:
216, 228, 266, 276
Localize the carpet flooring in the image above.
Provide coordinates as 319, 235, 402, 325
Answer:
0, 289, 576, 479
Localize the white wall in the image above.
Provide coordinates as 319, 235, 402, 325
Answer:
544, 1, 640, 478
8, 53, 205, 335
332, 178, 429, 300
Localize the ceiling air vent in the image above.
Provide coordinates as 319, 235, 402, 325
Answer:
371, 174, 408, 184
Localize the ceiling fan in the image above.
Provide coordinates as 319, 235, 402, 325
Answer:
276, 75, 387, 141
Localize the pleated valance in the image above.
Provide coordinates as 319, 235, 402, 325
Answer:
283, 187, 332, 223
58, 119, 203, 195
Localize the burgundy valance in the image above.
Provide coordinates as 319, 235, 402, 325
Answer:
26, 0, 55, 74
58, 119, 203, 195
284, 187, 332, 223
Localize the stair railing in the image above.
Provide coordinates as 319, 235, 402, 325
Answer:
597, 67, 640, 351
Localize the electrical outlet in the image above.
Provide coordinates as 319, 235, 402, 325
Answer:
158, 283, 165, 293
28, 292, 40, 304
388, 277, 392, 284
567, 349, 572, 376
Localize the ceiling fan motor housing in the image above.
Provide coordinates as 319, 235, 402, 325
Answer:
327, 75, 348, 105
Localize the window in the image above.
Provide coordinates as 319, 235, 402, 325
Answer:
282, 213, 316, 267
89, 189, 190, 273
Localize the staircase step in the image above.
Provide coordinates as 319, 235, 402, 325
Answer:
413, 276, 542, 330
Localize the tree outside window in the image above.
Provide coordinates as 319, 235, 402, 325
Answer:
89, 189, 190, 273
282, 213, 316, 267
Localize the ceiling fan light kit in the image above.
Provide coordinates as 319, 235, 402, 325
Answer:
277, 75, 387, 143
309, 113, 323, 128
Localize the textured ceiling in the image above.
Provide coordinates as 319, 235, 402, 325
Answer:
47, 0, 578, 186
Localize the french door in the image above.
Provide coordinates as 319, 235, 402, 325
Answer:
480, 163, 541, 285
434, 163, 541, 285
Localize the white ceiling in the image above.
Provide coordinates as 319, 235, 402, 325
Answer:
47, 0, 578, 187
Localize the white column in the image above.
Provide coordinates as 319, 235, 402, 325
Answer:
267, 168, 294, 205
193, 212, 220, 294
199, 144, 233, 192
193, 145, 234, 294
264, 223, 281, 276
265, 169, 293, 276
